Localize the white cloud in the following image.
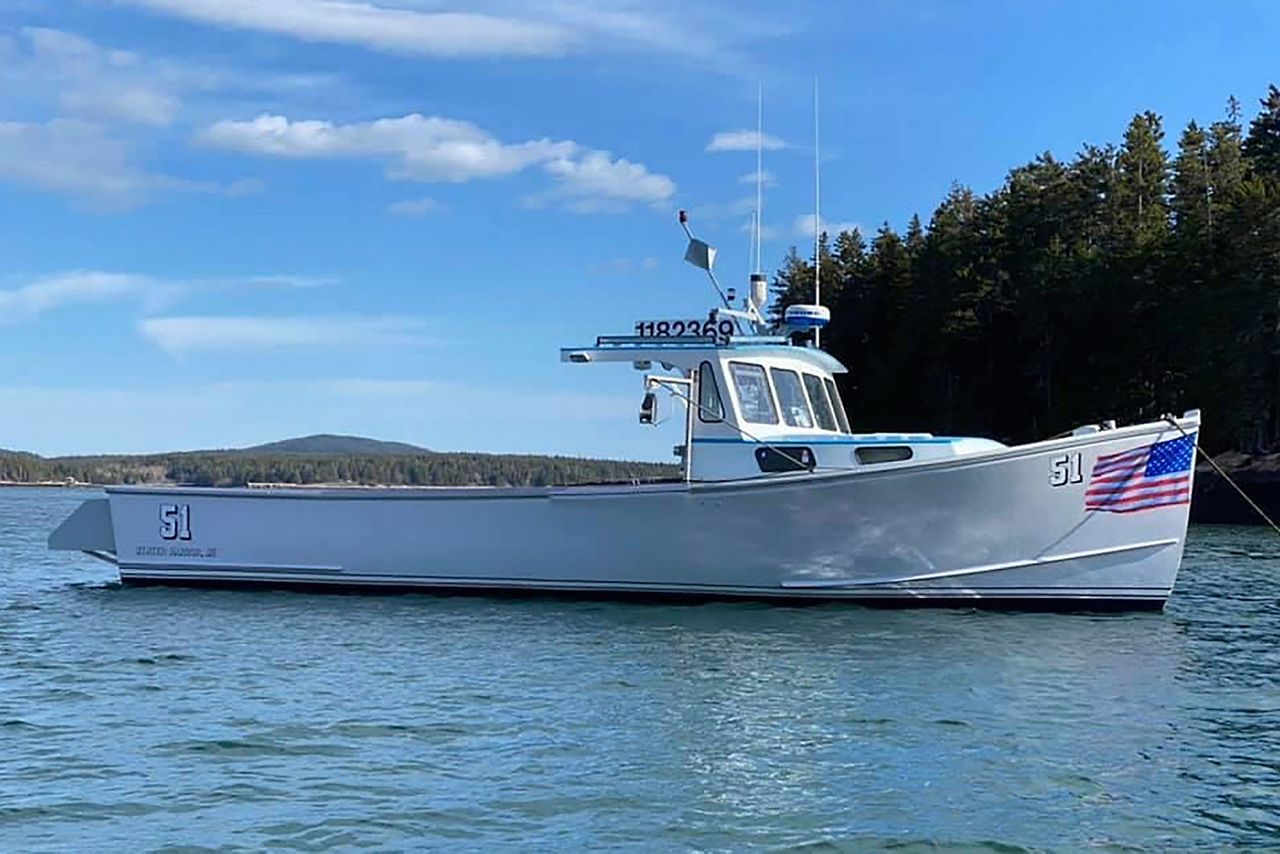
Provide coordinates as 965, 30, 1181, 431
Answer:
198, 112, 675, 211
0, 118, 258, 206
17, 27, 180, 126
541, 150, 675, 212
138, 314, 436, 354
737, 169, 777, 187
794, 213, 861, 238
62, 86, 180, 127
0, 120, 171, 205
0, 271, 168, 323
387, 196, 442, 216
0, 270, 338, 323
0, 30, 280, 205
198, 113, 575, 182
240, 274, 337, 288
115, 0, 789, 72
530, 2, 748, 66
120, 0, 575, 58
706, 130, 786, 152
4, 25, 354, 120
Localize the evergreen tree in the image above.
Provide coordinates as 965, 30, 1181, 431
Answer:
1113, 111, 1171, 246
1243, 84, 1280, 179
904, 213, 926, 257
767, 246, 811, 325
1171, 121, 1212, 240
1207, 101, 1248, 207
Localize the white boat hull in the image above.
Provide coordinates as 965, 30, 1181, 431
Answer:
50, 416, 1199, 609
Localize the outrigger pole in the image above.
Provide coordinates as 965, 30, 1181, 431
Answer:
678, 210, 731, 310
680, 210, 756, 336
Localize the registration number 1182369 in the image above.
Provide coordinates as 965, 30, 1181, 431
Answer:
635, 318, 735, 344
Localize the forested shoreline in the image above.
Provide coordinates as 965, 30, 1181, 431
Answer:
772, 86, 1280, 454
0, 450, 678, 488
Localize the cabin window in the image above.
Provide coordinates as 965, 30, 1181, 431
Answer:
769, 368, 814, 428
824, 378, 851, 433
729, 362, 778, 424
856, 446, 913, 464
803, 373, 839, 431
698, 361, 724, 422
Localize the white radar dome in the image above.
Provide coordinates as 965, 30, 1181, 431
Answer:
783, 304, 831, 330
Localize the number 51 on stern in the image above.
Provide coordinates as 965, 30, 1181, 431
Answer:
49, 212, 1201, 609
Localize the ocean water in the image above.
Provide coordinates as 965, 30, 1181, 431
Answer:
1, 488, 1278, 852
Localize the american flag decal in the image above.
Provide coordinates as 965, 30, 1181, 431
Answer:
1085, 433, 1196, 513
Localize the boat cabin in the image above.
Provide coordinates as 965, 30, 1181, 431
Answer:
562, 335, 1003, 482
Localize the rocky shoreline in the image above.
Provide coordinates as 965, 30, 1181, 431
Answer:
1190, 453, 1280, 525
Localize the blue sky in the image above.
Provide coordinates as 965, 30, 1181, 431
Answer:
1, 0, 1277, 460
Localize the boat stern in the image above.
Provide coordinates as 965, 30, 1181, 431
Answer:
48, 498, 117, 562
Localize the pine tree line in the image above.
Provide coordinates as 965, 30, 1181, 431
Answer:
0, 451, 677, 487
772, 86, 1280, 451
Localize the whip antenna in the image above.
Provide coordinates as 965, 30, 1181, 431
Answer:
746, 84, 769, 325
756, 82, 764, 274
813, 76, 822, 348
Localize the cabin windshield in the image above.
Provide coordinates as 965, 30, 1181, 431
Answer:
729, 362, 778, 424
770, 368, 814, 428
824, 378, 851, 432
803, 373, 838, 431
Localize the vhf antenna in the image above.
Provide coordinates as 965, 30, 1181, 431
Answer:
745, 83, 769, 332
813, 76, 822, 349
747, 81, 757, 272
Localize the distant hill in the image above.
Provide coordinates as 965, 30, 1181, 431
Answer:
236, 434, 431, 455
0, 439, 676, 488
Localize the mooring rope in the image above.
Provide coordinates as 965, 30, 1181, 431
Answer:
1163, 414, 1280, 537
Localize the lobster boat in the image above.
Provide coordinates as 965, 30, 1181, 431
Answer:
49, 213, 1199, 609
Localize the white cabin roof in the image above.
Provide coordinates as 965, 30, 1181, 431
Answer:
561, 336, 848, 375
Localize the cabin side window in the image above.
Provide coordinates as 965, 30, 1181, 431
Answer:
698, 361, 724, 422
769, 368, 814, 429
729, 362, 778, 424
802, 373, 838, 431
824, 378, 851, 433
856, 446, 913, 464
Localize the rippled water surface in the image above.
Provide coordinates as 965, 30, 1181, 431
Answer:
2, 488, 1279, 851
